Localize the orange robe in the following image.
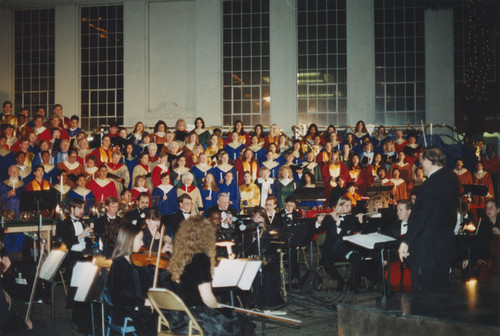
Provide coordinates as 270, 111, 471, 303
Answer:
453, 168, 473, 194
473, 171, 495, 200
25, 179, 52, 191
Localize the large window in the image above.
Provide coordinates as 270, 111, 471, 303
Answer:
222, 0, 270, 126
81, 5, 124, 130
297, 0, 347, 126
374, 0, 425, 125
14, 9, 55, 117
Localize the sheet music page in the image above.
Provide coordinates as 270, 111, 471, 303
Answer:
237, 260, 261, 291
40, 250, 66, 281
212, 259, 247, 288
343, 233, 396, 249
71, 261, 98, 301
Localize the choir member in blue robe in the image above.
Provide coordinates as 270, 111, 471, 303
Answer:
151, 173, 179, 216
0, 165, 24, 216
199, 173, 218, 211
212, 151, 236, 186
218, 170, 239, 212
66, 174, 95, 214
190, 153, 213, 186
223, 132, 245, 163
124, 143, 138, 190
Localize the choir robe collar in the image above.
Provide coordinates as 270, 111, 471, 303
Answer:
61, 160, 80, 170
93, 177, 114, 187
138, 163, 150, 172
34, 126, 47, 135
279, 178, 293, 186
406, 143, 420, 149
73, 187, 92, 197
53, 184, 71, 194
107, 162, 123, 171
180, 185, 196, 193
301, 161, 318, 170
194, 128, 206, 135
174, 167, 190, 176
262, 160, 280, 170
195, 163, 211, 173
354, 132, 368, 139
42, 163, 55, 173
227, 142, 243, 150
3, 179, 23, 189
391, 178, 405, 186
248, 144, 263, 152
133, 186, 149, 193
395, 138, 406, 145
85, 166, 98, 175
474, 171, 487, 179
396, 162, 409, 168
216, 163, 233, 173
157, 184, 174, 194
453, 168, 469, 176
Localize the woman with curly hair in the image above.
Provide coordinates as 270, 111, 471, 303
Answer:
167, 216, 254, 336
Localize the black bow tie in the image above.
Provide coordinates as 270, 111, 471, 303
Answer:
182, 211, 191, 215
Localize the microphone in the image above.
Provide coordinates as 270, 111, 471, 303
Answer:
239, 221, 261, 231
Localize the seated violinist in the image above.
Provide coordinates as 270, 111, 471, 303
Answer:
166, 216, 255, 335
315, 196, 364, 292
107, 224, 155, 336
140, 208, 172, 254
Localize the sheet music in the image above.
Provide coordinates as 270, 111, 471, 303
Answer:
237, 261, 261, 291
40, 250, 66, 281
343, 233, 396, 250
71, 261, 98, 302
212, 259, 262, 290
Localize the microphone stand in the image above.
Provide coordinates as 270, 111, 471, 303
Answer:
255, 224, 266, 336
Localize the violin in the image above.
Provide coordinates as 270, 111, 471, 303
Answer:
130, 246, 170, 269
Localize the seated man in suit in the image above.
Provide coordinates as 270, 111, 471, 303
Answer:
164, 194, 193, 238
125, 191, 150, 226
93, 196, 127, 256
206, 192, 238, 229
387, 199, 412, 238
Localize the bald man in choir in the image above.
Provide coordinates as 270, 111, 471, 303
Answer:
87, 165, 118, 204
25, 165, 52, 191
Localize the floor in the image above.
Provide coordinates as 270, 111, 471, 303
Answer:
10, 277, 383, 336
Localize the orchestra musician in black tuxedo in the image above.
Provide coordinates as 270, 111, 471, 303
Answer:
327, 175, 347, 208
398, 147, 460, 292
93, 196, 128, 257
125, 191, 151, 225
164, 194, 193, 238
55, 198, 94, 332
206, 192, 238, 229
264, 196, 280, 227
385, 199, 412, 239
274, 196, 309, 283
315, 196, 364, 292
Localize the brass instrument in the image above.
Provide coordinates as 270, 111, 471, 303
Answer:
473, 140, 484, 161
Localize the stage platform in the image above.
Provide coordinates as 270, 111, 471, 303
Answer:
338, 278, 500, 336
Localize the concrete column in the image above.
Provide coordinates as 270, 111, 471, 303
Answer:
346, 0, 375, 126
0, 8, 14, 104
123, 0, 148, 125
54, 4, 79, 116
194, 0, 222, 126
269, 0, 297, 131
425, 8, 454, 127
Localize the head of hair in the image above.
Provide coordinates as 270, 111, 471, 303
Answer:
301, 171, 316, 185
284, 196, 296, 204
112, 224, 142, 259
266, 196, 277, 205
205, 207, 222, 218
137, 191, 151, 202
105, 196, 119, 206
194, 117, 205, 128
69, 198, 85, 209
485, 199, 498, 209
177, 193, 192, 204
368, 194, 388, 212
422, 147, 446, 167
168, 216, 216, 281
397, 199, 413, 211
333, 196, 352, 215
251, 206, 271, 230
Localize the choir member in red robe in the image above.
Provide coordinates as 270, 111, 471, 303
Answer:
25, 165, 52, 191
87, 165, 119, 204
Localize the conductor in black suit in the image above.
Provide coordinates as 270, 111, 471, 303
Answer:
398, 147, 459, 292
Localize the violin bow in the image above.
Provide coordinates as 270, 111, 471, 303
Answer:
153, 225, 165, 288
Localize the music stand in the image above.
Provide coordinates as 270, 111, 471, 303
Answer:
20, 190, 57, 261
462, 184, 488, 197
